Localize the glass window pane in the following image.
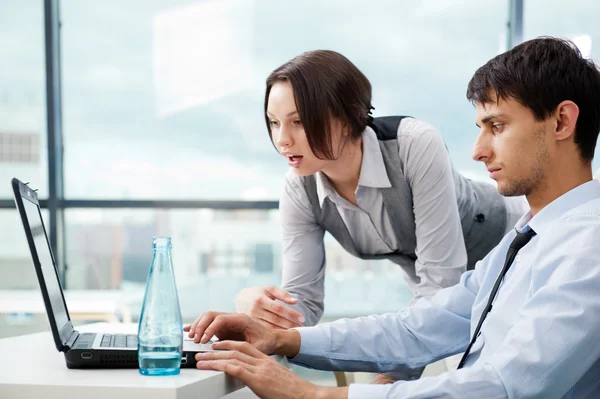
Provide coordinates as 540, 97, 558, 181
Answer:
62, 0, 509, 200
65, 208, 283, 321
0, 209, 46, 290
64, 208, 413, 321
0, 209, 55, 338
0, 1, 48, 198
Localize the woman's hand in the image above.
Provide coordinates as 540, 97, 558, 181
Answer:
370, 374, 397, 384
235, 286, 305, 329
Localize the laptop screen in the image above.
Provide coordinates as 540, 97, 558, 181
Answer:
22, 196, 70, 331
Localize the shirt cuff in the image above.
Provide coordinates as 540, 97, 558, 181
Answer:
289, 326, 330, 364
348, 383, 393, 399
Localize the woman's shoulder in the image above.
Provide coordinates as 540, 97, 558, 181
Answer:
283, 168, 308, 192
398, 117, 443, 141
282, 169, 314, 207
280, 169, 318, 222
394, 117, 447, 161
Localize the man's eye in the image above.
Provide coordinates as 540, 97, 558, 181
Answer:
492, 124, 504, 133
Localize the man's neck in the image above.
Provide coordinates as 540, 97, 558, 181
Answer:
528, 166, 592, 215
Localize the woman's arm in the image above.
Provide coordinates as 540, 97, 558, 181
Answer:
235, 172, 327, 327
401, 118, 468, 301
278, 172, 327, 326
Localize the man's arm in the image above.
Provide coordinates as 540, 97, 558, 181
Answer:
401, 118, 468, 301
340, 215, 600, 398
287, 267, 481, 373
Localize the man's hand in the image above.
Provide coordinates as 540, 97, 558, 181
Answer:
236, 286, 305, 329
184, 312, 279, 355
196, 341, 348, 399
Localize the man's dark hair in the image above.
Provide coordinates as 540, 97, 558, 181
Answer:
265, 50, 373, 160
467, 37, 600, 162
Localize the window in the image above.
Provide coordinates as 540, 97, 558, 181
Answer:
524, 0, 600, 171
61, 0, 509, 200
0, 1, 48, 199
0, 132, 41, 164
57, 0, 510, 324
64, 208, 282, 319
0, 209, 50, 290
63, 208, 414, 321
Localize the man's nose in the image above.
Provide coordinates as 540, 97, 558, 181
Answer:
472, 132, 491, 162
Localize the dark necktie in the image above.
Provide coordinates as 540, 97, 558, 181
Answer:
457, 228, 537, 369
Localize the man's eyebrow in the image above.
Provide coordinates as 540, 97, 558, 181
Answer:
476, 112, 506, 128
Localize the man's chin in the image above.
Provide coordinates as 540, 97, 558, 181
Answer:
497, 183, 527, 197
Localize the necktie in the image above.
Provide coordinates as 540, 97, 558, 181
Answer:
457, 228, 537, 369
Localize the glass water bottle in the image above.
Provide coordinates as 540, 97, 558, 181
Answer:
137, 236, 183, 376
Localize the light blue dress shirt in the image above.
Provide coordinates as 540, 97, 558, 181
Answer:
292, 180, 600, 398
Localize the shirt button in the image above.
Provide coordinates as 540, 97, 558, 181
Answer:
515, 254, 521, 262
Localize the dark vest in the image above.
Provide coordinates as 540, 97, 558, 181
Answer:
302, 116, 507, 280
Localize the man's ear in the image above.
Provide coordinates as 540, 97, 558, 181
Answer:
554, 100, 579, 141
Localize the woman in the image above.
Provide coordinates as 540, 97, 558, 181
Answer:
236, 50, 527, 331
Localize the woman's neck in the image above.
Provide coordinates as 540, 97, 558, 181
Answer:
320, 138, 363, 203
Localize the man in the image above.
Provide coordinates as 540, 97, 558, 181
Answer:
184, 37, 600, 398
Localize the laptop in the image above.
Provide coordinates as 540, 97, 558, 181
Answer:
11, 177, 216, 369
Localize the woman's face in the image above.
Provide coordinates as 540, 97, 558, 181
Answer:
266, 81, 345, 176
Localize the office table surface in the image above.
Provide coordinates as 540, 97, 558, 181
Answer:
0, 322, 283, 399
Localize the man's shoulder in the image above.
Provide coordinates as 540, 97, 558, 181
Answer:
562, 196, 600, 219
539, 196, 600, 250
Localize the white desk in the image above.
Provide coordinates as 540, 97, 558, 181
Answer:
0, 290, 133, 323
0, 323, 281, 399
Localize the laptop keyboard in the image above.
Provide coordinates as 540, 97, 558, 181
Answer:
100, 333, 138, 348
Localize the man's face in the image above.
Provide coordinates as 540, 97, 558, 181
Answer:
473, 92, 553, 197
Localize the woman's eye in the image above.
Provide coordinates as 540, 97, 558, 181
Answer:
293, 120, 302, 126
269, 120, 279, 128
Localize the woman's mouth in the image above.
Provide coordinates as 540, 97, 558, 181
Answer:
287, 155, 303, 168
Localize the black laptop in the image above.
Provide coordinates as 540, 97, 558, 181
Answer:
11, 177, 215, 369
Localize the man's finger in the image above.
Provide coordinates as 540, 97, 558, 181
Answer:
196, 358, 255, 381
264, 286, 298, 304
212, 340, 267, 358
203, 314, 248, 343
187, 315, 203, 339
195, 350, 258, 366
193, 311, 225, 343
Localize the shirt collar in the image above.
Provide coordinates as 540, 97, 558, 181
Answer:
315, 126, 392, 207
516, 179, 600, 235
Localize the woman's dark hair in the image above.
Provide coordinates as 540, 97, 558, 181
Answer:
265, 50, 373, 159
467, 37, 600, 162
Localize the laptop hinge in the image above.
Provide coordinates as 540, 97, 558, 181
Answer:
64, 330, 79, 350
